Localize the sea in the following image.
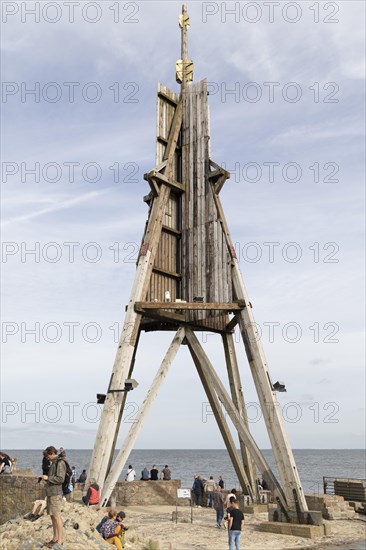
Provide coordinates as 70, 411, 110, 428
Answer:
4, 448, 366, 494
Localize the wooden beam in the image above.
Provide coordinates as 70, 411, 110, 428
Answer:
147, 178, 160, 197
157, 135, 182, 151
225, 315, 239, 332
138, 308, 186, 323
152, 266, 182, 279
100, 327, 185, 506
163, 99, 183, 162
214, 175, 228, 195
135, 301, 245, 311
209, 159, 231, 180
212, 190, 308, 513
222, 333, 257, 497
105, 329, 141, 477
158, 90, 178, 106
184, 327, 289, 512
145, 169, 185, 194
209, 159, 230, 193
187, 336, 253, 497
162, 224, 182, 237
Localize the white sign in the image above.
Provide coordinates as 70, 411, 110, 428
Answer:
177, 489, 191, 498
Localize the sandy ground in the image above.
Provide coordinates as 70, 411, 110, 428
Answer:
0, 503, 365, 549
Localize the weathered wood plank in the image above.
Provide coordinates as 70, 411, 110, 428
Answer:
135, 301, 245, 311
223, 332, 257, 497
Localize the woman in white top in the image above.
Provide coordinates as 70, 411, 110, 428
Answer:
125, 465, 136, 481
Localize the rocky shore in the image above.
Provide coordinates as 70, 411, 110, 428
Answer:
1, 502, 365, 550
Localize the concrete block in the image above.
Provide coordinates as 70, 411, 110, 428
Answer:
258, 522, 324, 539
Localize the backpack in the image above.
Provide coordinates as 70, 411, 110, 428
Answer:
101, 519, 117, 539
57, 458, 73, 495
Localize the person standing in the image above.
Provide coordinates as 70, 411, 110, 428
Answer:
218, 475, 224, 489
71, 466, 78, 487
161, 465, 171, 480
224, 488, 237, 509
40, 446, 66, 548
150, 464, 159, 480
42, 450, 51, 475
192, 475, 204, 507
213, 484, 224, 528
228, 499, 244, 550
78, 469, 87, 483
204, 476, 216, 507
58, 448, 66, 458
125, 465, 136, 482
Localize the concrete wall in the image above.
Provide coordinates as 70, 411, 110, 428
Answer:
113, 480, 183, 506
0, 476, 185, 524
0, 474, 44, 524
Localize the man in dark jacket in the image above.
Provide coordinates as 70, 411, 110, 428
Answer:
78, 469, 87, 483
40, 446, 66, 547
192, 475, 204, 507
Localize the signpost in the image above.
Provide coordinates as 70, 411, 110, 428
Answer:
176, 488, 193, 523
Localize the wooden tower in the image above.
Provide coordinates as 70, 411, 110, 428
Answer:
88, 5, 310, 520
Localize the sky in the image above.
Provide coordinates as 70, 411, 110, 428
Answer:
1, 1, 365, 451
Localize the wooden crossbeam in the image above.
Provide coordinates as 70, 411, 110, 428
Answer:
157, 136, 182, 151
158, 90, 178, 106
209, 159, 230, 179
162, 224, 182, 237
225, 315, 239, 332
140, 309, 185, 323
152, 266, 182, 279
209, 159, 230, 194
144, 169, 185, 194
135, 301, 245, 311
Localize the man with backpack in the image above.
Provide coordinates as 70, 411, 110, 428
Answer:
40, 446, 66, 548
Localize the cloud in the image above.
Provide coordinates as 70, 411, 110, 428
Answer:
2, 190, 109, 227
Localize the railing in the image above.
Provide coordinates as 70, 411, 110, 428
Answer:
323, 477, 366, 502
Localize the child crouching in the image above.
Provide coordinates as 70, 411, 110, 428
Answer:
96, 509, 128, 549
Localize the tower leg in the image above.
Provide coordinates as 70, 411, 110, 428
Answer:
222, 332, 257, 497
188, 336, 254, 498
105, 329, 141, 478
184, 327, 289, 512
100, 327, 185, 506
213, 193, 308, 512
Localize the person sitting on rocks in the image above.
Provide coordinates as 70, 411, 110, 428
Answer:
24, 497, 47, 521
0, 452, 15, 474
141, 466, 149, 480
82, 478, 100, 506
100, 509, 128, 549
150, 464, 159, 480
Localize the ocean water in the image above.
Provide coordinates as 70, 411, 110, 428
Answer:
4, 448, 366, 494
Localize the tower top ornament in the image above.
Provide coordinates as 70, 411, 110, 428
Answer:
176, 4, 194, 86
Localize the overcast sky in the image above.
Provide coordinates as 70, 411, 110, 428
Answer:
1, 1, 365, 451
